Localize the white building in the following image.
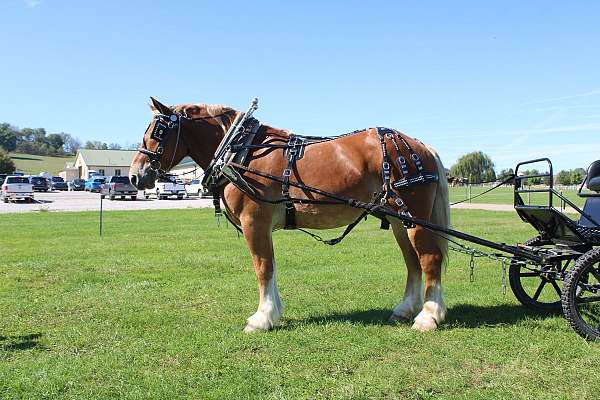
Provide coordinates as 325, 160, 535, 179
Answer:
62, 149, 201, 180
73, 149, 137, 178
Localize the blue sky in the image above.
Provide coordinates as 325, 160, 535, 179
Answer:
1, 1, 599, 172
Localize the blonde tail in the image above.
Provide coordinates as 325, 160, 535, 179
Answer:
426, 145, 450, 267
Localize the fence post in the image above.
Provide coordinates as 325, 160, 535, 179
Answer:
99, 194, 103, 237
468, 175, 472, 204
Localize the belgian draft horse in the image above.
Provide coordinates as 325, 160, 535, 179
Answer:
130, 98, 450, 333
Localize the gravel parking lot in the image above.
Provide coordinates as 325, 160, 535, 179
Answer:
0, 190, 214, 213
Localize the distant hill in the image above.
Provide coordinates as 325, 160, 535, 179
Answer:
9, 153, 74, 175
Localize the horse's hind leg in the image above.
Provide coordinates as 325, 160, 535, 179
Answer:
389, 221, 424, 322
241, 219, 284, 333
408, 226, 446, 332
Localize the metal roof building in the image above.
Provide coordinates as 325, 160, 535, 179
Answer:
66, 149, 202, 180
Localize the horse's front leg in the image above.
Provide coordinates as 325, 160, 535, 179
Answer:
241, 218, 284, 333
408, 226, 446, 332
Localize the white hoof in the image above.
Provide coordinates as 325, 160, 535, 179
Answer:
243, 297, 282, 333
411, 311, 438, 332
243, 311, 276, 333
411, 300, 446, 332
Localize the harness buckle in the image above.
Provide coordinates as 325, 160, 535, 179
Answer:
150, 160, 161, 171
283, 169, 292, 178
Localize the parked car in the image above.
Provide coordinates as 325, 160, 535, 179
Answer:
49, 176, 68, 191
30, 176, 50, 192
103, 176, 138, 200
185, 179, 205, 198
144, 175, 186, 200
1, 176, 34, 203
68, 178, 86, 191
85, 177, 106, 192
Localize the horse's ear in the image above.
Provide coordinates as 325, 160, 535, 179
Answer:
149, 97, 171, 114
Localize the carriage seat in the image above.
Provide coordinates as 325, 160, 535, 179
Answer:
585, 160, 600, 192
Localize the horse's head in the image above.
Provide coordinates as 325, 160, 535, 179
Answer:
130, 97, 191, 190
130, 98, 239, 190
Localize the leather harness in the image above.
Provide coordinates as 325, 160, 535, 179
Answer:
143, 100, 439, 244
202, 104, 438, 242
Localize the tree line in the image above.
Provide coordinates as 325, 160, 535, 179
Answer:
0, 122, 138, 157
449, 151, 587, 185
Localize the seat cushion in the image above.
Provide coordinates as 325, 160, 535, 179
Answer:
589, 176, 600, 192
580, 197, 600, 227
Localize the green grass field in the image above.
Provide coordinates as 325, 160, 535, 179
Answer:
9, 153, 74, 175
1, 209, 599, 399
449, 185, 586, 208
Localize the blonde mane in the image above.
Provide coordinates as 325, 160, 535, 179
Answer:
174, 103, 238, 132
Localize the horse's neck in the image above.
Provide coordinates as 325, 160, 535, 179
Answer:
186, 115, 236, 169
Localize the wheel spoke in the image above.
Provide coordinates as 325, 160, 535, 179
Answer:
532, 280, 547, 301
549, 280, 562, 296
520, 272, 540, 277
579, 308, 600, 324
589, 268, 600, 282
576, 295, 600, 304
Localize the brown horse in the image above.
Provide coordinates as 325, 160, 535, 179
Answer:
130, 98, 450, 333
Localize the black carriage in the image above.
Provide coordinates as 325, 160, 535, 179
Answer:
508, 158, 600, 340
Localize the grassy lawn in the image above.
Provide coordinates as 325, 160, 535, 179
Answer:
9, 153, 74, 175
1, 208, 599, 399
449, 185, 586, 208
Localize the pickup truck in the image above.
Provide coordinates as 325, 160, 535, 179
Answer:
1, 176, 34, 203
85, 177, 106, 192
103, 176, 138, 200
144, 175, 186, 200
184, 179, 205, 198
30, 176, 50, 192
49, 176, 68, 191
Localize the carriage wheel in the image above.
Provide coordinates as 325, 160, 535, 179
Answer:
562, 248, 600, 340
509, 236, 567, 312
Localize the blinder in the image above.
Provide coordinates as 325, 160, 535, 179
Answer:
139, 113, 181, 173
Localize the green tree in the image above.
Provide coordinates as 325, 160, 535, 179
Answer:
498, 168, 514, 181
571, 168, 585, 185
0, 149, 15, 174
556, 170, 572, 185
449, 151, 496, 183
0, 123, 17, 152
46, 133, 65, 152
85, 141, 108, 150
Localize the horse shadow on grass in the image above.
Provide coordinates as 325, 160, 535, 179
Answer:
282, 304, 557, 330
0, 333, 44, 351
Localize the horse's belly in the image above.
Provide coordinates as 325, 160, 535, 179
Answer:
293, 203, 369, 230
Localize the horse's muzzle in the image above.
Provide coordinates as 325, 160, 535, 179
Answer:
131, 168, 156, 190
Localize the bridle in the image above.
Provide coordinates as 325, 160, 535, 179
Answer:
138, 112, 183, 174
138, 109, 233, 175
